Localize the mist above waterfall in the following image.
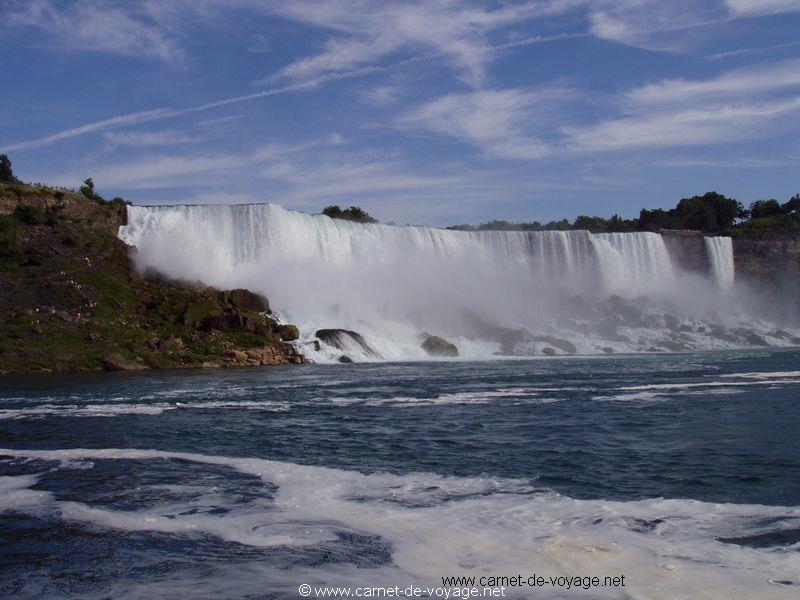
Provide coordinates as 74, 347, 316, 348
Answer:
119, 203, 798, 361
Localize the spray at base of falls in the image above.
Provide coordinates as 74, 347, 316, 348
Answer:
118, 203, 795, 362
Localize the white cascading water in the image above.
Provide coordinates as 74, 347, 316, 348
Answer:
118, 203, 793, 360
704, 236, 735, 290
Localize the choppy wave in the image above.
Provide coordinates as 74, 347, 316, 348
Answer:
1, 447, 798, 599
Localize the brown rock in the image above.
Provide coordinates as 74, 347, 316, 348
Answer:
224, 349, 248, 362
102, 355, 149, 371
279, 324, 300, 341
421, 335, 459, 357
220, 289, 269, 312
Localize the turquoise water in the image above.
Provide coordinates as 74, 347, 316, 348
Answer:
1, 350, 799, 598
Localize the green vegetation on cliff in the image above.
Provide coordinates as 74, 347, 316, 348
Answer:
0, 182, 303, 374
322, 205, 378, 224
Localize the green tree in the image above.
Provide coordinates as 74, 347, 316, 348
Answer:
478, 219, 519, 231
749, 199, 784, 220
670, 192, 743, 233
638, 208, 670, 231
542, 218, 571, 231
80, 178, 96, 199
0, 154, 18, 183
783, 194, 800, 216
322, 204, 378, 224
573, 215, 608, 231
322, 205, 343, 219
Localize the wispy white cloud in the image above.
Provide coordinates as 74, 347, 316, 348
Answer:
263, 158, 459, 206
587, 0, 726, 52
1, 65, 384, 153
566, 58, 800, 152
566, 97, 800, 151
586, 0, 800, 53
4, 0, 185, 64
724, 0, 800, 16
656, 156, 799, 168
399, 87, 567, 159
102, 130, 201, 147
628, 58, 800, 104
705, 40, 800, 60
264, 0, 568, 87
43, 144, 290, 189
1, 109, 175, 153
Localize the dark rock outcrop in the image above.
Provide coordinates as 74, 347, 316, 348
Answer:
420, 334, 459, 357
279, 324, 300, 341
220, 288, 270, 312
529, 335, 577, 354
315, 329, 381, 358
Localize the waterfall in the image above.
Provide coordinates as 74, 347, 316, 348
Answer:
118, 203, 766, 359
704, 236, 735, 290
120, 204, 675, 295
592, 232, 675, 293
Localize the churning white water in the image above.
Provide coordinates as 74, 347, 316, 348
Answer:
118, 203, 790, 360
705, 236, 735, 290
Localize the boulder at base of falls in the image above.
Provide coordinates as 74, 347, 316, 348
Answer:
315, 329, 382, 358
530, 335, 577, 354
421, 335, 459, 357
278, 324, 300, 341
219, 289, 270, 313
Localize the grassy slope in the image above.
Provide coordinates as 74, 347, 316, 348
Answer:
0, 183, 302, 374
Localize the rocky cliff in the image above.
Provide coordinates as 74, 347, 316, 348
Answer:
660, 230, 709, 274
733, 234, 800, 278
0, 183, 304, 374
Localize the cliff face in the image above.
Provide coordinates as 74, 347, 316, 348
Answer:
660, 229, 800, 281
0, 184, 304, 374
733, 235, 800, 278
660, 230, 709, 274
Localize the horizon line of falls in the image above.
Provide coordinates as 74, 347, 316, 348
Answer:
119, 203, 792, 361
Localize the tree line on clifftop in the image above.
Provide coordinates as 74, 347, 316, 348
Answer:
446, 192, 800, 236
322, 190, 799, 237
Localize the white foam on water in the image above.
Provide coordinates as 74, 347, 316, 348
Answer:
328, 388, 541, 407
1, 447, 798, 599
0, 473, 53, 511
0, 400, 290, 420
619, 379, 800, 391
721, 371, 800, 379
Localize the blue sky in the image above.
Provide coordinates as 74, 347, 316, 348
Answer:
1, 0, 799, 226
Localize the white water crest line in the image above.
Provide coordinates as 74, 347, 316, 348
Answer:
721, 371, 800, 379
618, 379, 800, 390
1, 447, 799, 598
0, 400, 291, 420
